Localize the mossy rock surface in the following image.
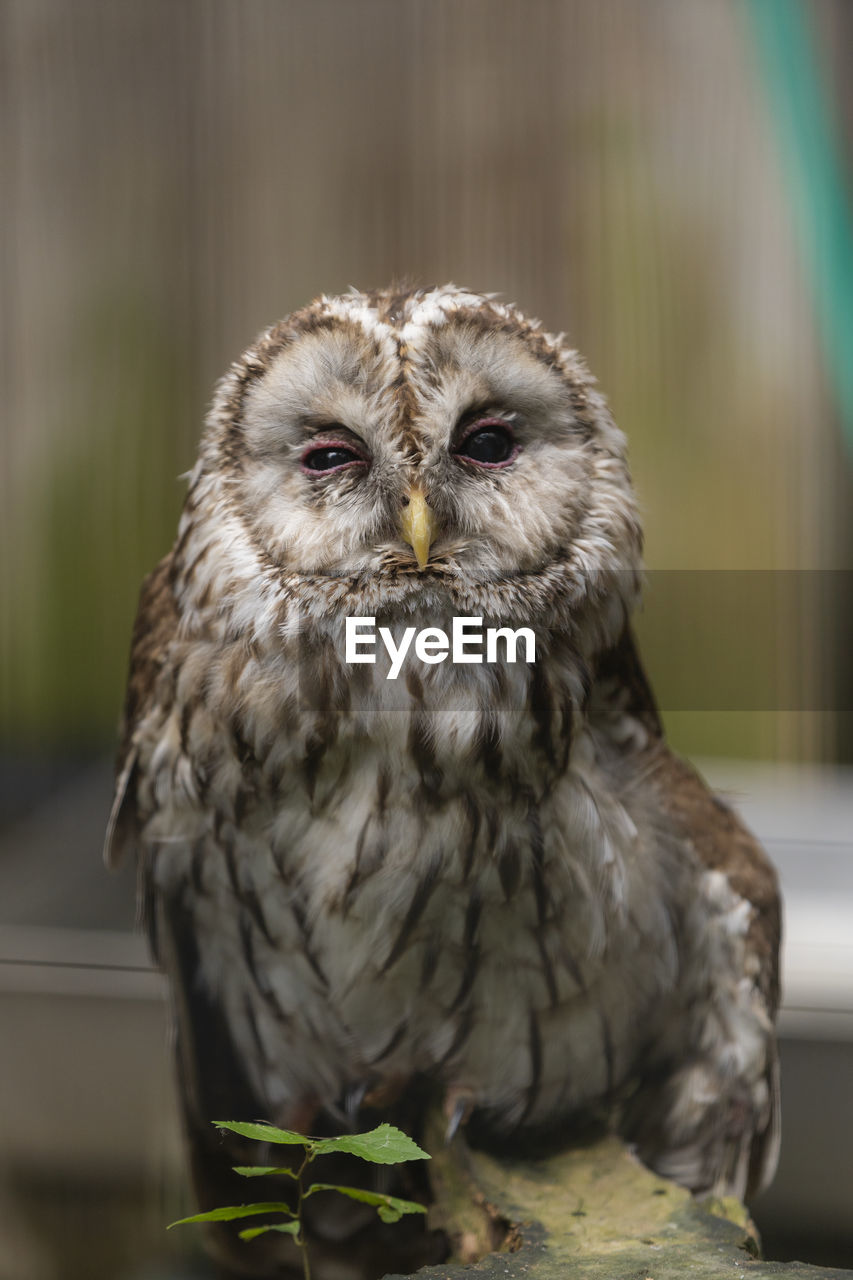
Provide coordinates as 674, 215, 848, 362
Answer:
412, 1133, 851, 1280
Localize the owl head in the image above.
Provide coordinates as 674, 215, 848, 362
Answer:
174, 285, 643, 656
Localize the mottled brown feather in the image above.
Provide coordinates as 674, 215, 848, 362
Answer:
649, 749, 782, 1015
104, 554, 179, 869
117, 553, 180, 776
597, 627, 780, 1013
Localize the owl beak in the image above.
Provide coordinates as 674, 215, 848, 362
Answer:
399, 487, 436, 570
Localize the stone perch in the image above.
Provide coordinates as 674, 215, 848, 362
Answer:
418, 1127, 852, 1280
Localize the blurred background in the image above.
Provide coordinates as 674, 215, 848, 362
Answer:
1, 0, 852, 1276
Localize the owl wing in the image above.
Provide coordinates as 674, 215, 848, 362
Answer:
647, 747, 781, 1017
596, 625, 781, 1013
104, 557, 284, 1228
645, 742, 781, 1198
595, 626, 781, 1197
103, 553, 178, 872
593, 620, 665, 739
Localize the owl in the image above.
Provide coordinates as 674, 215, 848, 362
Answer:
106, 284, 780, 1279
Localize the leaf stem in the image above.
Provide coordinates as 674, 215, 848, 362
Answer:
296, 1142, 316, 1280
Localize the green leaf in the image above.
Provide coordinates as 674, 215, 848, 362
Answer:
233, 1165, 299, 1179
214, 1121, 312, 1147
168, 1202, 295, 1228
305, 1183, 428, 1223
239, 1221, 301, 1241
311, 1124, 430, 1165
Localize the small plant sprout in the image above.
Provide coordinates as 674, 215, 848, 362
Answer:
168, 1121, 431, 1280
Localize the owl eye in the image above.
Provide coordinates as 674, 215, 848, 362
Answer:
301, 442, 367, 474
455, 418, 518, 468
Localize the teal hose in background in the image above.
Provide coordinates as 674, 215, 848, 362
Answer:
744, 0, 853, 459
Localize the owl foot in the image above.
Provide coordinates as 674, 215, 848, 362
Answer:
363, 1073, 411, 1110
345, 1080, 369, 1120
443, 1086, 476, 1143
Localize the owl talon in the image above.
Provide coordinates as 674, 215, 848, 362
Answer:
345, 1081, 369, 1120
444, 1088, 476, 1143
363, 1074, 410, 1109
